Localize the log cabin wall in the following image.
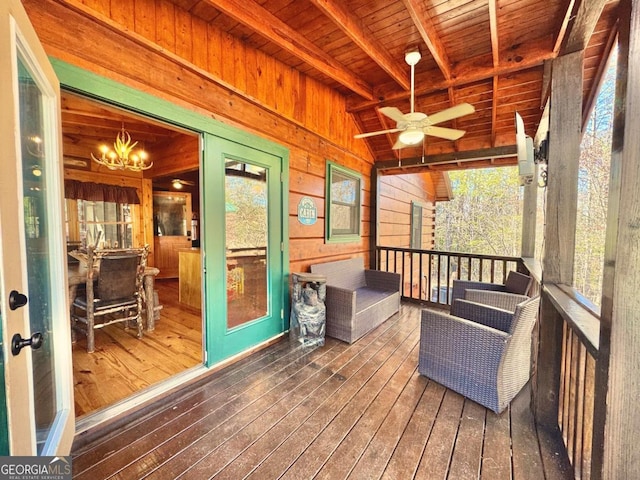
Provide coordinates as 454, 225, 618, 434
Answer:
378, 172, 436, 249
24, 0, 437, 275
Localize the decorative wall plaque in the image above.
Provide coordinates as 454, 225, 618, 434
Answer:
297, 196, 317, 225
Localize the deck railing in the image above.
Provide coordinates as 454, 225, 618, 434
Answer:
375, 246, 524, 306
376, 247, 600, 479
542, 284, 600, 480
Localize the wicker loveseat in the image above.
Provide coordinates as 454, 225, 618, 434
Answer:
419, 292, 540, 413
310, 257, 401, 343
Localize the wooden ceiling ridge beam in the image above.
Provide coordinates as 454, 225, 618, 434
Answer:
202, 0, 373, 100
308, 0, 410, 91
375, 145, 517, 170
348, 45, 555, 113
402, 0, 453, 81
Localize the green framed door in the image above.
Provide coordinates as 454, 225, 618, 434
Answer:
50, 59, 289, 371
204, 135, 288, 364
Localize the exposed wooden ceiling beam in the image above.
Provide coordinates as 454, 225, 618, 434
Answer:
375, 145, 517, 170
491, 77, 499, 147
402, 0, 452, 81
488, 0, 500, 68
553, 0, 576, 54
562, 0, 608, 54
203, 0, 373, 99
348, 45, 554, 112
308, 0, 410, 91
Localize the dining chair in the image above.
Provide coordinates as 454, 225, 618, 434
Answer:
71, 245, 149, 353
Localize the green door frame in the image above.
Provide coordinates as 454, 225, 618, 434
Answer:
51, 60, 290, 367
205, 136, 287, 362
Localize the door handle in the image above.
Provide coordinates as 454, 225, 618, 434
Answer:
11, 332, 43, 356
9, 290, 28, 310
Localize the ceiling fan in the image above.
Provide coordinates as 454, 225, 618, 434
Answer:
355, 50, 475, 149
171, 178, 195, 190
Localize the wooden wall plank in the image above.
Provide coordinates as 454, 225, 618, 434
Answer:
134, 0, 156, 39
155, 0, 176, 51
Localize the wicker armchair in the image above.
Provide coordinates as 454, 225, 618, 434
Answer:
418, 294, 540, 413
450, 270, 532, 306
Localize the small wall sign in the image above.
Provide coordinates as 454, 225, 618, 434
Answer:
297, 196, 318, 225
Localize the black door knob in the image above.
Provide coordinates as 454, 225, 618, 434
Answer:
11, 332, 43, 356
9, 290, 28, 310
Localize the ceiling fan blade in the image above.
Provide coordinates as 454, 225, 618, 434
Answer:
354, 128, 403, 139
424, 125, 466, 140
427, 103, 475, 125
379, 107, 407, 123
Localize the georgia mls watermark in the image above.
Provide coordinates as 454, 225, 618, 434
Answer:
0, 456, 72, 480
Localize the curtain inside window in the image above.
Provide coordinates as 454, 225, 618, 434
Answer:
64, 179, 140, 204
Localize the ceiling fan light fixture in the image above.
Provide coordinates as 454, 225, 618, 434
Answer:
404, 49, 421, 66
399, 129, 424, 145
172, 179, 183, 189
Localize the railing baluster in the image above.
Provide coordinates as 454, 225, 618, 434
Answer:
419, 252, 424, 301
427, 253, 432, 303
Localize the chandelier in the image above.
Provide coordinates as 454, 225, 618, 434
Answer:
91, 125, 152, 172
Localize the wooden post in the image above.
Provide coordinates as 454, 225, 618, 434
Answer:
535, 51, 583, 428
370, 165, 378, 270
594, 0, 640, 477
521, 163, 538, 258
543, 51, 582, 285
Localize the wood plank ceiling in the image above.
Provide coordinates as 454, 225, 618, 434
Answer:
168, 0, 619, 171
59, 0, 620, 175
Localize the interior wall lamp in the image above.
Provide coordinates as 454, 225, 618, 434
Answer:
91, 125, 152, 172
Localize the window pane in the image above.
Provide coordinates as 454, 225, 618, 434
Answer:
326, 162, 361, 241
77, 199, 134, 248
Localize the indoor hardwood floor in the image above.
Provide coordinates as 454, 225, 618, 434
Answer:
70, 303, 572, 480
72, 279, 203, 417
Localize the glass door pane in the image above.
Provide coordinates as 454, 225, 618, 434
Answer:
18, 55, 59, 454
225, 160, 269, 328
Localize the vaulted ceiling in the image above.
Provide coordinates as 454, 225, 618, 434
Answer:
166, 0, 619, 170
59, 0, 619, 175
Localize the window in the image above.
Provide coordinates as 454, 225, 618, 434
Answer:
410, 202, 423, 249
325, 161, 361, 242
66, 199, 134, 248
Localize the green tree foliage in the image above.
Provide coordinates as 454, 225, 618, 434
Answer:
573, 50, 616, 305
225, 175, 268, 249
435, 167, 522, 256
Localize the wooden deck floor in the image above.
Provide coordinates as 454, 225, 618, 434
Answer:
70, 303, 572, 479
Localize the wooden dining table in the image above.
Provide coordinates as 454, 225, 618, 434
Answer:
67, 261, 161, 331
